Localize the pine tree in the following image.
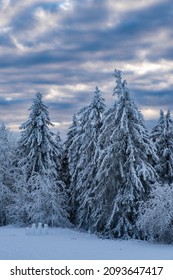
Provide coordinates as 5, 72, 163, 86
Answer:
151, 110, 173, 184
150, 109, 165, 144
91, 70, 158, 238
75, 86, 106, 229
163, 110, 173, 184
17, 92, 57, 179
66, 87, 105, 225
55, 130, 64, 182
65, 114, 80, 222
0, 124, 15, 225
55, 131, 63, 161
13, 93, 69, 226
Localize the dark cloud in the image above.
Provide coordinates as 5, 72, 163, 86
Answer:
132, 89, 173, 108
0, 0, 173, 138
61, 0, 109, 27
0, 32, 13, 46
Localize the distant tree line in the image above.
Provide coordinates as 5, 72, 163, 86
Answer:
1, 69, 173, 244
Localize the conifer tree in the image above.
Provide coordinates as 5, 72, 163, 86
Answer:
91, 70, 158, 238
55, 130, 64, 181
75, 86, 106, 229
163, 110, 173, 184
13, 93, 69, 226
65, 114, 80, 221
150, 109, 165, 144
0, 124, 15, 225
17, 92, 57, 179
151, 110, 173, 184
55, 131, 63, 161
67, 87, 105, 225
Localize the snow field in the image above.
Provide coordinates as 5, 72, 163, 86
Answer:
0, 226, 173, 260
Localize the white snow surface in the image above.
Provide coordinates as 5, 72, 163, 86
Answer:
0, 225, 173, 260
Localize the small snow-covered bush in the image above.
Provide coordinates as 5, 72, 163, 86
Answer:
26, 222, 49, 235
137, 184, 173, 243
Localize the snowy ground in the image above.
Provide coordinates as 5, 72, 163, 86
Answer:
0, 225, 173, 260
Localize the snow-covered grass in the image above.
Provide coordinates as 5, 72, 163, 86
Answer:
0, 225, 173, 260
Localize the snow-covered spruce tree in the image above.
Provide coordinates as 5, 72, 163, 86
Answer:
55, 131, 63, 159
12, 93, 69, 226
0, 124, 15, 226
150, 109, 165, 144
137, 183, 173, 243
74, 86, 106, 229
151, 110, 173, 184
55, 130, 70, 189
90, 69, 158, 239
55, 130, 64, 180
65, 114, 79, 222
67, 88, 106, 225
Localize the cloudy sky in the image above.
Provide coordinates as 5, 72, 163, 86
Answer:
0, 0, 173, 138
